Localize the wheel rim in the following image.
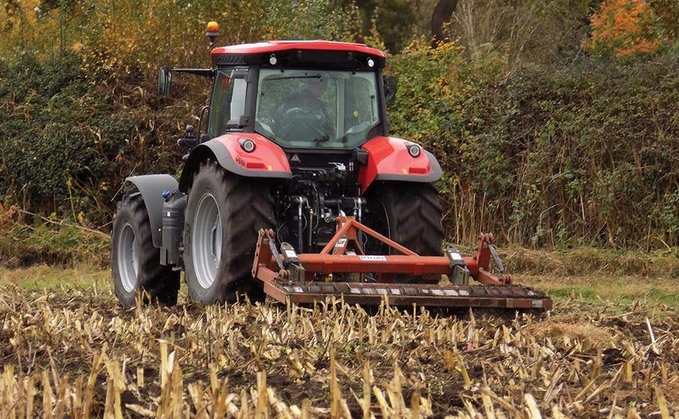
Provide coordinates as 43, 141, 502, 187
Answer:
192, 193, 222, 289
117, 222, 139, 293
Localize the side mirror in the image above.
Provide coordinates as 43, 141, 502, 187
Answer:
158, 67, 172, 96
383, 75, 397, 104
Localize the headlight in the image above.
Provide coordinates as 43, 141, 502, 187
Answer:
407, 143, 421, 158
239, 138, 256, 153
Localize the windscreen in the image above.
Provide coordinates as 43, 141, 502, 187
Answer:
255, 69, 380, 149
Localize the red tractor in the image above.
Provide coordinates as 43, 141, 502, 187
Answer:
111, 23, 551, 310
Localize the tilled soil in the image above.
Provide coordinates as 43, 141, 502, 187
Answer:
0, 286, 677, 417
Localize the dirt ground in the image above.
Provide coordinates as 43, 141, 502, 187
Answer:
0, 282, 678, 418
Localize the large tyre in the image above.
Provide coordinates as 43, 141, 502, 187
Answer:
183, 161, 275, 305
366, 181, 445, 257
111, 195, 180, 307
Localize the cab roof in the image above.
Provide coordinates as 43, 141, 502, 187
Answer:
211, 40, 386, 70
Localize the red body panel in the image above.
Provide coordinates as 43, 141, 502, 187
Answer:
358, 136, 435, 193
212, 41, 385, 58
215, 133, 291, 173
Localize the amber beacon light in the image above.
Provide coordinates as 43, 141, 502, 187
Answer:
206, 21, 220, 49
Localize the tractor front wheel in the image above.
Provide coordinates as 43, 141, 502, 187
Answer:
183, 161, 275, 305
111, 195, 180, 307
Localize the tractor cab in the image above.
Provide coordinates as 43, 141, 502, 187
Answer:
206, 40, 389, 152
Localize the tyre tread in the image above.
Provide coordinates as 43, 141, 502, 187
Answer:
184, 161, 275, 304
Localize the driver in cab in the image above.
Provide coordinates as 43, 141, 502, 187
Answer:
272, 74, 333, 143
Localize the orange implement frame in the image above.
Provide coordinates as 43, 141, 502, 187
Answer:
251, 216, 552, 310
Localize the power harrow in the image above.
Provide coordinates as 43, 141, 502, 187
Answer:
252, 216, 551, 310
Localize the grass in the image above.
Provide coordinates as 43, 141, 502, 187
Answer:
3, 266, 679, 313
504, 245, 679, 278
520, 273, 679, 313
0, 265, 111, 291
2, 245, 679, 313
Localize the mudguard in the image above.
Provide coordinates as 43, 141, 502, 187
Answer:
358, 136, 442, 193
179, 133, 292, 192
124, 174, 179, 248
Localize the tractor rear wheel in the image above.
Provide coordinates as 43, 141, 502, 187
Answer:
367, 181, 445, 258
183, 161, 275, 305
111, 195, 180, 307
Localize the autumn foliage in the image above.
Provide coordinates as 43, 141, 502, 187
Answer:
586, 0, 662, 57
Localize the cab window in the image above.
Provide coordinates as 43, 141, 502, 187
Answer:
255, 69, 379, 149
207, 70, 247, 137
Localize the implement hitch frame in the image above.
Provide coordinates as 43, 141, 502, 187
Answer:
252, 216, 552, 310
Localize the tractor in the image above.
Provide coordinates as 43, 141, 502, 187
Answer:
111, 22, 551, 310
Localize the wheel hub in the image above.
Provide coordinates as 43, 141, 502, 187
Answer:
117, 223, 139, 293
193, 193, 222, 289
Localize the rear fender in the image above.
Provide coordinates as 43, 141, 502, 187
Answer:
179, 133, 292, 191
124, 174, 179, 248
358, 136, 442, 193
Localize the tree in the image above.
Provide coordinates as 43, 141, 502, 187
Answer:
586, 0, 662, 57
431, 0, 458, 43
432, 0, 592, 64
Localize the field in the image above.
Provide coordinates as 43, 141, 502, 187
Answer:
1, 261, 679, 418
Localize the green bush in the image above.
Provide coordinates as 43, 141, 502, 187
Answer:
2, 53, 125, 222
389, 42, 679, 249
0, 205, 109, 268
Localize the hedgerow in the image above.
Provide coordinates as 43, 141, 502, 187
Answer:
0, 2, 678, 251
389, 41, 679, 248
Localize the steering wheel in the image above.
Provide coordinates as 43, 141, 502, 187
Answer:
276, 107, 329, 143
344, 121, 372, 136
